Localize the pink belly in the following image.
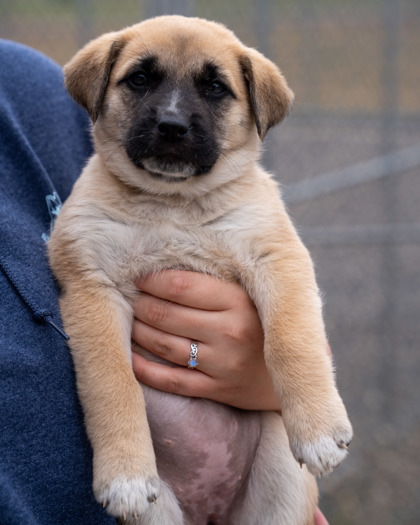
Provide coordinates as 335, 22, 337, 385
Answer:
143, 386, 262, 524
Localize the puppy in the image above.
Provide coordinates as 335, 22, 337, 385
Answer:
49, 15, 353, 525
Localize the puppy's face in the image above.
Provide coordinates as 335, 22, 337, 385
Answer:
110, 36, 243, 184
65, 16, 294, 195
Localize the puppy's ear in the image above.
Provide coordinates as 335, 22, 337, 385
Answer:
240, 49, 294, 141
64, 32, 126, 122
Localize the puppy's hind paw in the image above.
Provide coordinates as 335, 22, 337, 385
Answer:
97, 475, 160, 520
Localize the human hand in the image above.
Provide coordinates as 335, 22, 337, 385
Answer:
131, 270, 331, 524
131, 270, 281, 411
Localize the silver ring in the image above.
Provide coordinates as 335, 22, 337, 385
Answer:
188, 342, 199, 369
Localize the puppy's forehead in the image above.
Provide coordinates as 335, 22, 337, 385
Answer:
114, 16, 244, 81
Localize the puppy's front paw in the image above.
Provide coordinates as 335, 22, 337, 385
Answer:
292, 430, 352, 477
96, 475, 160, 520
285, 397, 353, 477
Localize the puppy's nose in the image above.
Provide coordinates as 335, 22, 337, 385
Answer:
157, 119, 189, 143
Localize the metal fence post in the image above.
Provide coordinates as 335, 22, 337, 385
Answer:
378, 0, 401, 423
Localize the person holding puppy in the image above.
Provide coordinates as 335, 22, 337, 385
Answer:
0, 39, 328, 525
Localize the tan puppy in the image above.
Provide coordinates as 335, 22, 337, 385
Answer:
49, 15, 352, 524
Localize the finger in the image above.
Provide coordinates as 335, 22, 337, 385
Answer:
136, 270, 246, 310
132, 352, 215, 398
314, 508, 330, 525
132, 318, 214, 371
133, 291, 225, 342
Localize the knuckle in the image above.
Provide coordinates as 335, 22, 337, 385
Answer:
167, 273, 191, 299
164, 373, 183, 395
145, 299, 169, 325
152, 338, 172, 358
222, 319, 250, 345
225, 351, 247, 375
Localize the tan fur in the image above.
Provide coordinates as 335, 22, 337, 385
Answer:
49, 15, 352, 524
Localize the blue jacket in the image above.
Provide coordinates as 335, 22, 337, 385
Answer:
0, 40, 115, 524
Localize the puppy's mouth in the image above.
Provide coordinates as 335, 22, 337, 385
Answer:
140, 155, 196, 182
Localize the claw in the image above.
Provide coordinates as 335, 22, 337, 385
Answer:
298, 459, 304, 469
148, 494, 157, 503
102, 500, 108, 509
338, 441, 348, 450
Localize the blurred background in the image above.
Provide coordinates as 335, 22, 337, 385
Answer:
1, 1, 419, 523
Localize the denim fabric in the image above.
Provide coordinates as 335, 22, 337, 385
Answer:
0, 40, 114, 524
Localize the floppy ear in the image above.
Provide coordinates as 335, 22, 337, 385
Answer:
240, 49, 294, 141
64, 31, 126, 122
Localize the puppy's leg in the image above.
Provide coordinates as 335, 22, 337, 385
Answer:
60, 283, 160, 520
229, 413, 317, 525
251, 240, 353, 477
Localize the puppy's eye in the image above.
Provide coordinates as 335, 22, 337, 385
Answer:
205, 81, 227, 97
127, 71, 149, 89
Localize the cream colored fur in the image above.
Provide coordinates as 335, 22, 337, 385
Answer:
48, 15, 352, 524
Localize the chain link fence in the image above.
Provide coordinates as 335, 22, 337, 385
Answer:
1, 1, 419, 523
